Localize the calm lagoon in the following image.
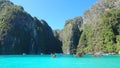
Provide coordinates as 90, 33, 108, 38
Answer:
0, 54, 120, 68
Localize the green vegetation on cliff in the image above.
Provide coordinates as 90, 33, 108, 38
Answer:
60, 17, 82, 54
77, 4, 120, 54
0, 0, 120, 55
0, 0, 62, 54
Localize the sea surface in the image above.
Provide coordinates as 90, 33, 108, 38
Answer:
0, 54, 120, 68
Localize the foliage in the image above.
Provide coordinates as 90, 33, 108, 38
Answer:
0, 1, 62, 54
77, 8, 120, 54
60, 17, 82, 54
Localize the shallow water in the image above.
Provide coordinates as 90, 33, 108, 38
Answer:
0, 54, 120, 68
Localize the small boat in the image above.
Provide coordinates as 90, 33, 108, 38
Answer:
51, 54, 56, 58
22, 53, 26, 55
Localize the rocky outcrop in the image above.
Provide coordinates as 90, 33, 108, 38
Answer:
119, 51, 120, 55
77, 0, 120, 54
0, 0, 34, 54
83, 0, 120, 24
53, 30, 62, 53
59, 17, 83, 54
0, 0, 62, 54
1, 0, 120, 55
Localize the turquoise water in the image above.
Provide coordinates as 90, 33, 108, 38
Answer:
0, 54, 120, 68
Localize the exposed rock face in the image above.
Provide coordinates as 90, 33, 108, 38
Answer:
0, 0, 34, 54
83, 0, 120, 24
77, 0, 120, 54
59, 17, 83, 54
1, 0, 120, 55
38, 19, 62, 54
119, 51, 120, 55
0, 0, 62, 54
53, 30, 62, 53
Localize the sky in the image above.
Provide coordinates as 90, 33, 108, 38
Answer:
10, 0, 97, 29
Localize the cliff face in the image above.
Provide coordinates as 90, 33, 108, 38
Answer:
0, 0, 33, 54
83, 0, 120, 24
0, 0, 120, 55
59, 17, 83, 54
77, 0, 120, 54
0, 0, 62, 54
